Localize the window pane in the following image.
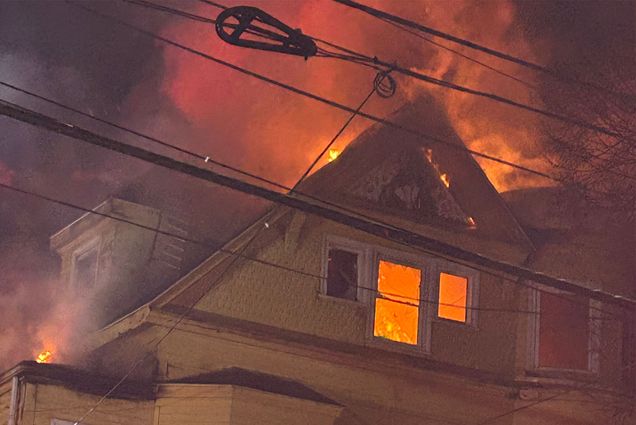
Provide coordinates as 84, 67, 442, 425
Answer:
326, 249, 358, 300
438, 273, 468, 322
373, 260, 421, 345
538, 292, 589, 370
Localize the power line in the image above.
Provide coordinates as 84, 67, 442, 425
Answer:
0, 181, 319, 280
69, 0, 560, 183
189, 0, 621, 138
2, 78, 624, 319
0, 179, 623, 319
332, 0, 634, 104
381, 19, 536, 90
133, 0, 636, 184
1, 99, 633, 310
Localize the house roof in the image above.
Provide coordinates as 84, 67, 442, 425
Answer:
89, 95, 538, 344
297, 95, 533, 251
0, 361, 154, 400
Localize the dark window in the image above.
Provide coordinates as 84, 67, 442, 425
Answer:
538, 292, 590, 370
326, 249, 358, 300
75, 248, 98, 289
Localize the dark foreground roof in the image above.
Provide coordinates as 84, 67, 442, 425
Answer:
167, 367, 339, 405
0, 361, 154, 400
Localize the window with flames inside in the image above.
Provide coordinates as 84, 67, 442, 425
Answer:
324, 240, 477, 350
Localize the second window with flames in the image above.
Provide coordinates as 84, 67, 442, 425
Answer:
324, 237, 479, 351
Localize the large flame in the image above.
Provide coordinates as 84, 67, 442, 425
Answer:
35, 350, 53, 364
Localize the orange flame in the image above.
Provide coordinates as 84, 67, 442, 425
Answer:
424, 149, 451, 188
35, 350, 53, 364
328, 149, 340, 162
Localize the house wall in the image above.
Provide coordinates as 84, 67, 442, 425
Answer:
156, 326, 516, 425
12, 382, 153, 425
154, 384, 341, 425
0, 379, 12, 425
187, 212, 522, 379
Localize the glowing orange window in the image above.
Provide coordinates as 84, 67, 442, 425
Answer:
438, 272, 469, 322
373, 260, 421, 345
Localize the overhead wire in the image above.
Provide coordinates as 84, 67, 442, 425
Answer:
331, 0, 635, 106
129, 0, 635, 184
1, 0, 632, 420
6, 1, 628, 420
1, 79, 619, 320
73, 0, 558, 183
191, 0, 622, 139
2, 98, 634, 312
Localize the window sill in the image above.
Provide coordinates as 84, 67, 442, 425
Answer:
432, 316, 478, 330
366, 336, 431, 357
523, 368, 599, 385
317, 293, 367, 308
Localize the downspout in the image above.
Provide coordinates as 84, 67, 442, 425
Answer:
7, 376, 20, 425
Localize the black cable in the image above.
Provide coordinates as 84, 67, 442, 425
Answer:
0, 182, 621, 317
190, 0, 622, 139
332, 0, 635, 105
148, 0, 635, 183
2, 98, 634, 311
68, 0, 560, 182
382, 19, 536, 90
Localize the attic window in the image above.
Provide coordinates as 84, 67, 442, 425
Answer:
373, 260, 421, 345
326, 248, 358, 300
437, 272, 469, 323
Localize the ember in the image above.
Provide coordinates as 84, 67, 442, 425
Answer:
35, 350, 53, 364
328, 149, 340, 162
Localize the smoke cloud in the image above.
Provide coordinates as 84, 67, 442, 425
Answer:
0, 0, 631, 368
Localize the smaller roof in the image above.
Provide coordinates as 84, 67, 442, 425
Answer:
0, 361, 154, 400
166, 367, 338, 405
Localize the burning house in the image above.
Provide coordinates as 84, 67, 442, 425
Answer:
1, 96, 634, 425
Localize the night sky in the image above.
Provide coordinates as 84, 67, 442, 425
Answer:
0, 0, 633, 366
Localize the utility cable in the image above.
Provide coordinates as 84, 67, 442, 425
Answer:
2, 98, 634, 311
189, 0, 622, 139
0, 177, 624, 320
2, 79, 624, 320
68, 0, 560, 183
146, 0, 635, 183
332, 0, 635, 105
116, 0, 636, 184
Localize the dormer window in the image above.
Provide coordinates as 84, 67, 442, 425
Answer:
322, 236, 479, 353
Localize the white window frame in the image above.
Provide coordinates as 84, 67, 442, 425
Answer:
320, 235, 370, 304
527, 285, 600, 375
321, 235, 481, 354
70, 237, 101, 292
432, 262, 480, 327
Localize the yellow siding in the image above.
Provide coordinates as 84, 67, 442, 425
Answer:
192, 214, 521, 376
17, 382, 153, 425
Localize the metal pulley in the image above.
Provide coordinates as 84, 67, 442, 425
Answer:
215, 6, 318, 59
